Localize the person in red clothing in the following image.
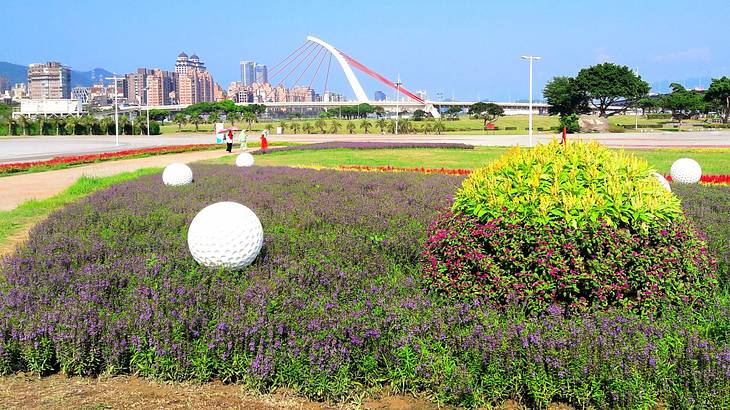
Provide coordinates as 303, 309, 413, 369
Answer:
260, 130, 268, 151
225, 130, 234, 152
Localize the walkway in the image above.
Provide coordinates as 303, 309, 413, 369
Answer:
0, 149, 231, 211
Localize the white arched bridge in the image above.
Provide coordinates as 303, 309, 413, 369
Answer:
120, 35, 550, 117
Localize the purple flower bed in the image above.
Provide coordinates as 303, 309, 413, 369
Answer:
0, 166, 728, 408
253, 141, 474, 154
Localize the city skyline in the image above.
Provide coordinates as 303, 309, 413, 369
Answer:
2, 0, 730, 101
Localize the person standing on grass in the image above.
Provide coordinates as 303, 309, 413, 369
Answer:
225, 130, 234, 153
260, 129, 269, 151
238, 129, 248, 151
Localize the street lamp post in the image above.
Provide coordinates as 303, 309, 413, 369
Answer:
145, 86, 150, 136
395, 74, 402, 135
521, 55, 541, 147
105, 74, 121, 146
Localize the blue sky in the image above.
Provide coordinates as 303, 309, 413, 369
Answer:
3, 0, 729, 101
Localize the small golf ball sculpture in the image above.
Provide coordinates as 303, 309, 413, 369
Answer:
187, 201, 263, 270
670, 158, 702, 184
652, 172, 671, 192
235, 152, 255, 167
162, 163, 193, 186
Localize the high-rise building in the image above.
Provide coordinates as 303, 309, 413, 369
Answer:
254, 64, 268, 84
146, 69, 176, 106
27, 61, 71, 99
174, 52, 216, 104
373, 90, 386, 101
124, 68, 151, 106
240, 61, 255, 86
0, 76, 9, 93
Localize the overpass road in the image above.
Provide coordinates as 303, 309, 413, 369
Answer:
1, 131, 728, 164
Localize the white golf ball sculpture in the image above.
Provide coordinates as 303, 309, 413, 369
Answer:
162, 163, 193, 186
652, 172, 671, 192
235, 152, 255, 167
187, 201, 263, 270
670, 158, 702, 184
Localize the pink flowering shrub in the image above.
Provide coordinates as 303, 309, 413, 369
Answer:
421, 211, 717, 312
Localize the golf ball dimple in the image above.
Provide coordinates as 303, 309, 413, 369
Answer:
187, 201, 263, 270
235, 152, 255, 167
670, 158, 702, 184
162, 163, 193, 186
652, 172, 671, 192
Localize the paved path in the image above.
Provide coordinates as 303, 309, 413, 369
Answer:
0, 149, 231, 211
2, 131, 728, 164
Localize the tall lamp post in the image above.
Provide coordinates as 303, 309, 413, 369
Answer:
521, 55, 541, 147
144, 86, 150, 136
105, 74, 121, 146
395, 74, 402, 135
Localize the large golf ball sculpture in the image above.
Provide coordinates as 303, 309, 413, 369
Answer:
670, 158, 702, 184
652, 172, 671, 192
235, 152, 255, 167
162, 163, 193, 186
187, 201, 263, 269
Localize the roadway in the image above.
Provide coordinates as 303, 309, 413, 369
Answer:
1, 131, 729, 164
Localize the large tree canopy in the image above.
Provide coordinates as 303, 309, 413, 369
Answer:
661, 83, 706, 125
468, 102, 504, 129
543, 76, 589, 117
574, 63, 650, 117
705, 76, 730, 123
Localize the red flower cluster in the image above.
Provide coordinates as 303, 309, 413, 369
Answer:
0, 144, 218, 175
337, 165, 472, 175
664, 174, 730, 185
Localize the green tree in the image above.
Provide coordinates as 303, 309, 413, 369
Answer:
661, 83, 705, 125
468, 102, 504, 129
100, 117, 113, 135
208, 113, 221, 125
302, 122, 313, 134
423, 122, 432, 134
134, 115, 147, 135
227, 112, 240, 127
360, 119, 372, 133
543, 76, 589, 117
376, 118, 386, 133
242, 111, 256, 130
412, 109, 428, 121
18, 115, 29, 136
290, 122, 301, 134
37, 116, 45, 136
64, 116, 77, 135
329, 120, 342, 134
346, 121, 356, 133
705, 76, 730, 123
315, 118, 327, 133
433, 120, 446, 134
638, 98, 659, 115
189, 114, 202, 132
445, 106, 461, 120
7, 117, 16, 136
120, 115, 131, 135
574, 63, 650, 117
174, 113, 186, 132
278, 121, 287, 134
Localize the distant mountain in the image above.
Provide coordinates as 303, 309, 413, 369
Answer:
0, 61, 114, 88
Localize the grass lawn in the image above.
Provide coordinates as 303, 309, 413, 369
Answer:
207, 146, 730, 175
0, 168, 161, 254
160, 115, 712, 136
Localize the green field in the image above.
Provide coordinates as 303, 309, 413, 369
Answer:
161, 115, 711, 136
207, 146, 730, 175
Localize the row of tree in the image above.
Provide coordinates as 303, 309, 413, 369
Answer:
275, 118, 448, 135
3, 114, 160, 136
544, 63, 730, 131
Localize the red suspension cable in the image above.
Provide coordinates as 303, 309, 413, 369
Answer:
268, 41, 315, 83
268, 40, 309, 73
338, 49, 424, 103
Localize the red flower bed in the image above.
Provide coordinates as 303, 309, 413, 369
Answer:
337, 166, 730, 185
0, 144, 218, 175
665, 174, 730, 185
